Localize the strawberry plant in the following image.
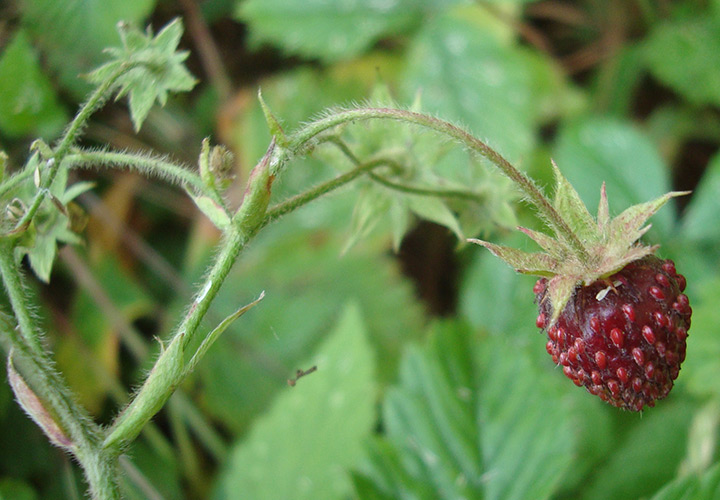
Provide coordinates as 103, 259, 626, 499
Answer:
1, 2, 720, 500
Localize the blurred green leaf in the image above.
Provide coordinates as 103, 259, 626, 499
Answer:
679, 276, 720, 399
459, 233, 538, 338
236, 0, 460, 62
197, 220, 424, 434
20, 0, 156, 97
0, 478, 37, 500
213, 303, 376, 500
650, 462, 720, 500
402, 5, 562, 163
682, 152, 720, 245
580, 398, 694, 500
354, 320, 574, 499
644, 14, 720, 107
0, 30, 67, 138
553, 116, 676, 237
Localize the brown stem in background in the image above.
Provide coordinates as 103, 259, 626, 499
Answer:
178, 0, 232, 101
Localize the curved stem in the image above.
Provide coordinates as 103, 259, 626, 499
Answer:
288, 107, 589, 260
65, 149, 209, 197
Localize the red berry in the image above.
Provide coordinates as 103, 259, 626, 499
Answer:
535, 256, 691, 411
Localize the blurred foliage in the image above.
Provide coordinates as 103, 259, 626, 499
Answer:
1, 0, 720, 499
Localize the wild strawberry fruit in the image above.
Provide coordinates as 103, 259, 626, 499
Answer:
534, 256, 690, 411
470, 161, 691, 411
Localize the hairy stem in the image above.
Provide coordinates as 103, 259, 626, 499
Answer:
13, 64, 131, 233
65, 149, 210, 198
260, 158, 394, 230
0, 299, 118, 499
288, 107, 589, 259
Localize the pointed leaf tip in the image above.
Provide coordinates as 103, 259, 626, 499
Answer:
258, 89, 287, 146
597, 182, 609, 230
551, 159, 597, 240
468, 239, 558, 275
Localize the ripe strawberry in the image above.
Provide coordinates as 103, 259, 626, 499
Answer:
534, 256, 691, 411
470, 161, 691, 411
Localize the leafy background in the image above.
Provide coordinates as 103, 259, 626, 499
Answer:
1, 0, 720, 499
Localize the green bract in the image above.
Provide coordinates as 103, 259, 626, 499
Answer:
470, 160, 688, 323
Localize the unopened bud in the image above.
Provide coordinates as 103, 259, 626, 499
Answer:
7, 355, 73, 450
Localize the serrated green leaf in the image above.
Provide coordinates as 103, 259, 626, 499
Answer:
581, 399, 695, 500
0, 30, 67, 138
20, 0, 155, 98
551, 160, 597, 240
403, 6, 539, 164
212, 303, 376, 500
86, 18, 197, 131
236, 0, 457, 62
356, 321, 574, 499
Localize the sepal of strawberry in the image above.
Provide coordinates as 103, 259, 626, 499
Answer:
468, 159, 691, 411
469, 161, 688, 325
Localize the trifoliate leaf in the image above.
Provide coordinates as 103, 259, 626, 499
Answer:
86, 18, 197, 131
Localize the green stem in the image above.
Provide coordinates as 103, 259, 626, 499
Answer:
288, 107, 589, 260
0, 244, 45, 355
103, 227, 248, 452
0, 302, 118, 499
260, 158, 394, 230
65, 149, 213, 200
367, 172, 486, 202
13, 64, 132, 233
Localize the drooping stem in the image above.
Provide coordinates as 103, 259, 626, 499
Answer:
288, 107, 590, 260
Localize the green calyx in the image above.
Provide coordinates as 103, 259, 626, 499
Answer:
469, 160, 688, 323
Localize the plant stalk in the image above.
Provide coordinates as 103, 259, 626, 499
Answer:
288, 107, 589, 260
13, 64, 131, 233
